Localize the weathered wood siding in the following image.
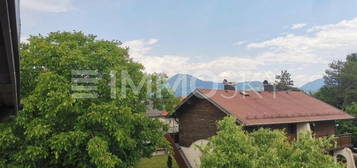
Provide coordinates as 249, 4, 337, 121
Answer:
177, 97, 226, 147
312, 120, 336, 137
246, 121, 337, 140
266, 124, 297, 140
245, 124, 297, 141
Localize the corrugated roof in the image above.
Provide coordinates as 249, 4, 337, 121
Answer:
177, 89, 354, 126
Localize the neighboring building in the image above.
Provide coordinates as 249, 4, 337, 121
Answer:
146, 108, 179, 133
146, 97, 186, 133
169, 80, 356, 168
146, 108, 179, 157
0, 0, 21, 122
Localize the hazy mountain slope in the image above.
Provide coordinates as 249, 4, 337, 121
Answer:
167, 74, 263, 97
300, 78, 324, 92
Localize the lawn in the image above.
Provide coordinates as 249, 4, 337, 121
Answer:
135, 155, 179, 168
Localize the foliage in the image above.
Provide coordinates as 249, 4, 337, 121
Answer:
274, 70, 299, 91
314, 53, 357, 146
200, 117, 343, 168
167, 155, 173, 168
0, 31, 178, 167
314, 86, 340, 107
336, 103, 357, 146
316, 53, 357, 108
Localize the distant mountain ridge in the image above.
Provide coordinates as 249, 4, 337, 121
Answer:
300, 78, 324, 93
167, 74, 325, 97
167, 74, 263, 97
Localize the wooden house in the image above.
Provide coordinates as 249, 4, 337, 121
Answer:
169, 82, 356, 168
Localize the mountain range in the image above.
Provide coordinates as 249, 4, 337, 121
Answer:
167, 74, 324, 97
299, 78, 325, 93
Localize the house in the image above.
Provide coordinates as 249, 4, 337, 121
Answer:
146, 108, 179, 156
146, 108, 179, 133
169, 81, 356, 168
0, 0, 20, 122
146, 97, 187, 133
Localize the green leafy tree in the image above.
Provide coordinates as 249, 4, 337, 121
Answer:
200, 117, 343, 168
0, 31, 178, 167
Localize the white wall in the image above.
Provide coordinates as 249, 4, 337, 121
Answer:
158, 117, 179, 133
296, 122, 312, 139
181, 139, 209, 168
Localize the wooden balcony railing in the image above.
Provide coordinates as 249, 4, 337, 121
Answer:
165, 133, 190, 168
335, 133, 353, 149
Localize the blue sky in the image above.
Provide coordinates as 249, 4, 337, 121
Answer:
21, 0, 357, 86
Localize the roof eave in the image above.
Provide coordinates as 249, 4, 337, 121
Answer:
244, 116, 355, 126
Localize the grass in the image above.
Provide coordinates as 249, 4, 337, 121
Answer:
135, 155, 179, 168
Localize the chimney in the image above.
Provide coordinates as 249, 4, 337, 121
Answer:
263, 80, 274, 92
223, 79, 235, 90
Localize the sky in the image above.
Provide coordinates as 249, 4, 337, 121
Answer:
21, 0, 357, 86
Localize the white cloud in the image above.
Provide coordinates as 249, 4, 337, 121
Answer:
122, 39, 265, 83
122, 17, 357, 87
147, 39, 159, 45
121, 38, 159, 60
232, 41, 246, 46
291, 23, 307, 30
21, 0, 74, 13
122, 38, 322, 86
293, 74, 321, 87
307, 19, 357, 32
247, 17, 357, 64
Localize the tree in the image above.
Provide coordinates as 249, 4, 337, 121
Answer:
200, 117, 343, 168
314, 53, 357, 146
317, 53, 357, 108
274, 70, 299, 91
0, 31, 178, 167
167, 155, 173, 168
336, 103, 357, 146
314, 86, 340, 107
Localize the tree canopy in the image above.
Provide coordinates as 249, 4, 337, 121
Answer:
316, 53, 357, 108
336, 102, 357, 146
200, 117, 343, 168
0, 31, 178, 167
274, 70, 299, 91
314, 53, 357, 146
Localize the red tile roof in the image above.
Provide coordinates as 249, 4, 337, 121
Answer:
177, 89, 354, 126
161, 111, 169, 117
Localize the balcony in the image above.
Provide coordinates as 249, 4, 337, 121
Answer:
335, 133, 353, 149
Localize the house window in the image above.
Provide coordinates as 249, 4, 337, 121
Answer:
288, 124, 296, 134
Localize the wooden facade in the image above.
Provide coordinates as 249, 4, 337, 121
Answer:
176, 96, 226, 147
312, 120, 337, 137
245, 123, 298, 141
